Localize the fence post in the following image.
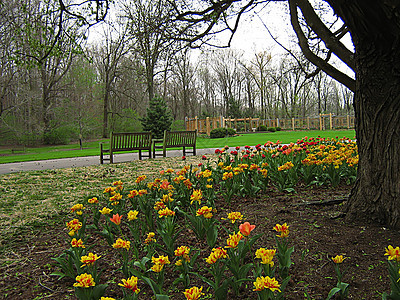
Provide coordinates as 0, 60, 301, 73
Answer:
292, 118, 295, 131
319, 114, 323, 130
329, 113, 333, 129
194, 116, 198, 132
276, 118, 280, 128
347, 115, 350, 129
307, 117, 310, 130
206, 117, 211, 136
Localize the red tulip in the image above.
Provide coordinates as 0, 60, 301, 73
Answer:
110, 213, 122, 225
239, 222, 256, 236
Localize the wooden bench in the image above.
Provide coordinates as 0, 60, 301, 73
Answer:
153, 130, 197, 158
100, 132, 152, 164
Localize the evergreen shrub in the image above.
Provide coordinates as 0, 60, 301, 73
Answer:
226, 128, 236, 136
210, 127, 227, 138
210, 127, 236, 138
257, 125, 268, 131
140, 96, 172, 139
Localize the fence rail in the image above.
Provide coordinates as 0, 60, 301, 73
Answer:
185, 114, 355, 136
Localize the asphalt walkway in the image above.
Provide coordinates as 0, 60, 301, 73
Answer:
0, 148, 218, 175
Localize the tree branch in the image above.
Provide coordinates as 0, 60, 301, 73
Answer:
295, 0, 355, 71
288, 0, 355, 92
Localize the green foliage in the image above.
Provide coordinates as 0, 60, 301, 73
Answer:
210, 128, 228, 138
43, 126, 78, 145
268, 127, 277, 132
171, 120, 185, 131
226, 96, 241, 118
276, 127, 282, 131
112, 109, 143, 133
141, 96, 172, 139
257, 125, 268, 131
210, 128, 236, 139
226, 128, 236, 136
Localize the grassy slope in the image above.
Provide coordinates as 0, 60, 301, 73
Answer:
0, 129, 355, 164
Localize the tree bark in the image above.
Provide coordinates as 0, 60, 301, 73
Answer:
320, 1, 400, 228
345, 24, 400, 228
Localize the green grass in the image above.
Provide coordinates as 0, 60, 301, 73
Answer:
0, 129, 355, 164
197, 129, 355, 149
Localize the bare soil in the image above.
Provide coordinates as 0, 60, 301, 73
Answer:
0, 181, 397, 300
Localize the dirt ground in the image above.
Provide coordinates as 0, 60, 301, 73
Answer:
0, 180, 397, 300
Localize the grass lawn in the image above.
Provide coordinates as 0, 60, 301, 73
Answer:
0, 129, 355, 164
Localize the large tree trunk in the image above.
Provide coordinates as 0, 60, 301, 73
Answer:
345, 31, 400, 228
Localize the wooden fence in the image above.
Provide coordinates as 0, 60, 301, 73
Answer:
185, 114, 355, 136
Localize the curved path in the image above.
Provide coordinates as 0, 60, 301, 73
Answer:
0, 148, 219, 175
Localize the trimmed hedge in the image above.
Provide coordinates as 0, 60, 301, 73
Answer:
210, 127, 237, 138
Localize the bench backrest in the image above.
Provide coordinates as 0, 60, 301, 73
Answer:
164, 130, 196, 147
111, 132, 152, 151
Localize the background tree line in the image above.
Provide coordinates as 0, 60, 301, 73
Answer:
0, 0, 353, 146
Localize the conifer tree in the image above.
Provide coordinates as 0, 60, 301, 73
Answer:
141, 95, 172, 139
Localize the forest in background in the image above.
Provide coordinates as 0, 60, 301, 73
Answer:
0, 0, 353, 146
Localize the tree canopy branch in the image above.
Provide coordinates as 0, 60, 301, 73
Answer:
295, 0, 355, 71
288, 0, 355, 92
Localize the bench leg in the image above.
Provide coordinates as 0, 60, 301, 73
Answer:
183, 146, 186, 156
139, 150, 142, 160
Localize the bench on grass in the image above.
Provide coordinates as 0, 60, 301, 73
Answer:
100, 132, 152, 164
153, 130, 197, 158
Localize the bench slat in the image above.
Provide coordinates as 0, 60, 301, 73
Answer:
101, 132, 152, 164
153, 130, 196, 158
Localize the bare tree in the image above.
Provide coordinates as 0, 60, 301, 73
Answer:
241, 51, 272, 118
168, 50, 198, 118
122, 0, 180, 102
91, 22, 130, 137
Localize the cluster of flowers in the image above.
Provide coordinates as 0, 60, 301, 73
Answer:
56, 136, 360, 300
211, 136, 358, 194
61, 173, 294, 299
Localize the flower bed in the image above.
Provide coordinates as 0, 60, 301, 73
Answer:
52, 136, 399, 299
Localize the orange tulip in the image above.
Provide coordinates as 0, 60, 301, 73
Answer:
110, 213, 122, 225
239, 222, 256, 236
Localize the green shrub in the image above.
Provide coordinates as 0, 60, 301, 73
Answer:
257, 125, 268, 131
43, 126, 78, 145
226, 128, 236, 136
210, 127, 227, 138
20, 134, 40, 146
171, 120, 185, 131
236, 123, 245, 132
140, 95, 172, 139
276, 127, 282, 131
112, 108, 142, 133
267, 127, 276, 132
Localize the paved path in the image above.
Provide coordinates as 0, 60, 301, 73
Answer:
0, 148, 218, 175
